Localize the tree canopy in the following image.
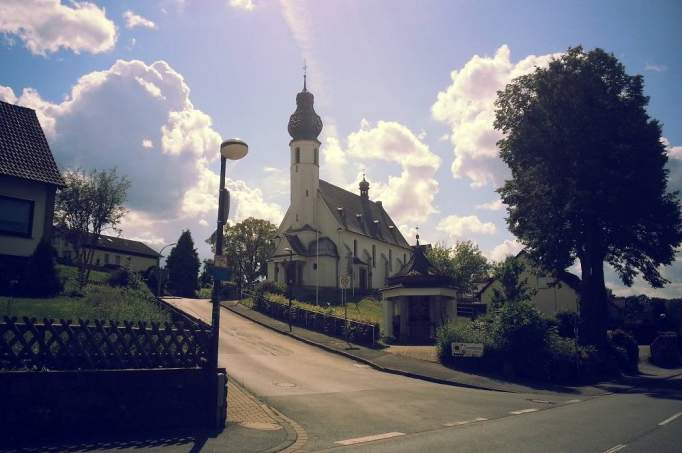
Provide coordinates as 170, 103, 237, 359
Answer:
54, 168, 130, 288
166, 230, 200, 297
494, 46, 682, 344
207, 217, 277, 286
427, 241, 490, 293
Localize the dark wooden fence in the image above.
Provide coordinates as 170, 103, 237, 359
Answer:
0, 316, 211, 371
244, 291, 380, 346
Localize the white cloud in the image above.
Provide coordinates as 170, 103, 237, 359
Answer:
432, 45, 558, 188
663, 137, 682, 196
2, 59, 283, 256
340, 119, 441, 225
229, 0, 255, 11
476, 198, 504, 211
436, 215, 496, 243
644, 63, 667, 72
486, 238, 524, 262
0, 0, 117, 55
0, 86, 17, 104
123, 10, 157, 30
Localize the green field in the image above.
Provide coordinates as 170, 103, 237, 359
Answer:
0, 265, 170, 323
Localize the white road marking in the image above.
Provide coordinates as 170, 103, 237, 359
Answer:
335, 432, 405, 446
658, 411, 682, 426
565, 399, 582, 404
509, 408, 539, 415
603, 444, 626, 453
443, 417, 488, 427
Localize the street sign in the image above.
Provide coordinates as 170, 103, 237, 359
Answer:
209, 265, 232, 281
214, 255, 228, 268
340, 274, 351, 289
452, 342, 484, 357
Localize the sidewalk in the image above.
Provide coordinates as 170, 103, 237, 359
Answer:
222, 300, 681, 397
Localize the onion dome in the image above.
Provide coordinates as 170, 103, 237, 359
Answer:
359, 175, 370, 197
288, 78, 323, 141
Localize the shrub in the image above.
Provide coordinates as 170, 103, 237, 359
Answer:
20, 240, 62, 297
556, 311, 578, 338
255, 280, 286, 297
108, 268, 142, 289
650, 333, 682, 368
608, 329, 639, 374
436, 319, 492, 362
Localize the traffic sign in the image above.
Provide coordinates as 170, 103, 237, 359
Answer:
209, 265, 232, 281
452, 342, 485, 357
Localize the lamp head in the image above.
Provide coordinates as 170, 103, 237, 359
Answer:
220, 138, 248, 160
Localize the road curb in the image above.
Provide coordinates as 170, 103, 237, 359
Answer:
221, 301, 503, 393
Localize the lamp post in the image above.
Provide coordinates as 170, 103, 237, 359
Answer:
210, 138, 248, 431
156, 242, 176, 298
284, 247, 293, 332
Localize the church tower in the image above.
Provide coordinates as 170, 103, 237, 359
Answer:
287, 73, 323, 228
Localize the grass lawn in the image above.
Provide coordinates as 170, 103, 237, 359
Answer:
245, 292, 383, 328
0, 265, 170, 323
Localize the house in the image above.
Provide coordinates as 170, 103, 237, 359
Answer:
0, 101, 64, 284
478, 251, 580, 317
266, 79, 412, 295
52, 230, 160, 273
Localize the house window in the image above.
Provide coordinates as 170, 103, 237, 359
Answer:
372, 245, 376, 268
314, 148, 319, 165
313, 263, 318, 270
306, 189, 309, 197
115, 255, 121, 265
275, 264, 279, 282
104, 254, 110, 265
0, 195, 34, 237
404, 253, 407, 264
295, 147, 301, 163
296, 213, 299, 222
389, 249, 393, 271
353, 239, 357, 257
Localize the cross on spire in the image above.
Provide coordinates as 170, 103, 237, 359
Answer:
415, 225, 420, 245
303, 60, 307, 91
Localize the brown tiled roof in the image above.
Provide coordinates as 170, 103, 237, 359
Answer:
0, 101, 64, 186
56, 228, 160, 258
388, 244, 453, 287
319, 179, 409, 248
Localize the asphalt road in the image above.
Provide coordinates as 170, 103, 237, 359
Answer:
168, 298, 682, 452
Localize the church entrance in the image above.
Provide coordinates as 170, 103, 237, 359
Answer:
407, 297, 431, 343
359, 268, 368, 291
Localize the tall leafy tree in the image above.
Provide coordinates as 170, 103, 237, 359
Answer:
494, 46, 682, 345
54, 168, 130, 288
207, 217, 277, 286
490, 256, 536, 308
166, 230, 200, 297
427, 241, 490, 294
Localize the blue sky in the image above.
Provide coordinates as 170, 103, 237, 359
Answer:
1, 0, 680, 297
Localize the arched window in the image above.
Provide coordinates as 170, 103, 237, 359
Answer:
295, 147, 301, 163
353, 239, 357, 257
314, 148, 319, 165
372, 245, 376, 268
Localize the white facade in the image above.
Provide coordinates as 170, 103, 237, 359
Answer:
479, 254, 579, 317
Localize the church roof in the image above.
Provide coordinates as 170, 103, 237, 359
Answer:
318, 179, 410, 248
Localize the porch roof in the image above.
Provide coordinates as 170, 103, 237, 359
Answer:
381, 285, 459, 300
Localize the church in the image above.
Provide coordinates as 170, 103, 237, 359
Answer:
266, 79, 412, 295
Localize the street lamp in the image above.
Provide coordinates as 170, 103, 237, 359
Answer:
156, 242, 176, 298
210, 138, 248, 431
284, 247, 293, 332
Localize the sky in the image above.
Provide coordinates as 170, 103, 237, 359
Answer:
0, 0, 681, 297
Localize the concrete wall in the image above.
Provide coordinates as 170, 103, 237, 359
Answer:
480, 255, 579, 317
52, 236, 158, 273
0, 175, 52, 257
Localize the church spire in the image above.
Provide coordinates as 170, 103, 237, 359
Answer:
359, 172, 370, 198
288, 65, 323, 141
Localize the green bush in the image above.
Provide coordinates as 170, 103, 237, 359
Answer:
255, 280, 286, 297
19, 241, 62, 298
107, 268, 142, 289
556, 311, 578, 338
608, 329, 639, 374
436, 319, 493, 362
650, 333, 681, 368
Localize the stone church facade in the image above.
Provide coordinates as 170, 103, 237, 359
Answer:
266, 80, 412, 293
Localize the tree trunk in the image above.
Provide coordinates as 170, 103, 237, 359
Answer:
578, 251, 608, 346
